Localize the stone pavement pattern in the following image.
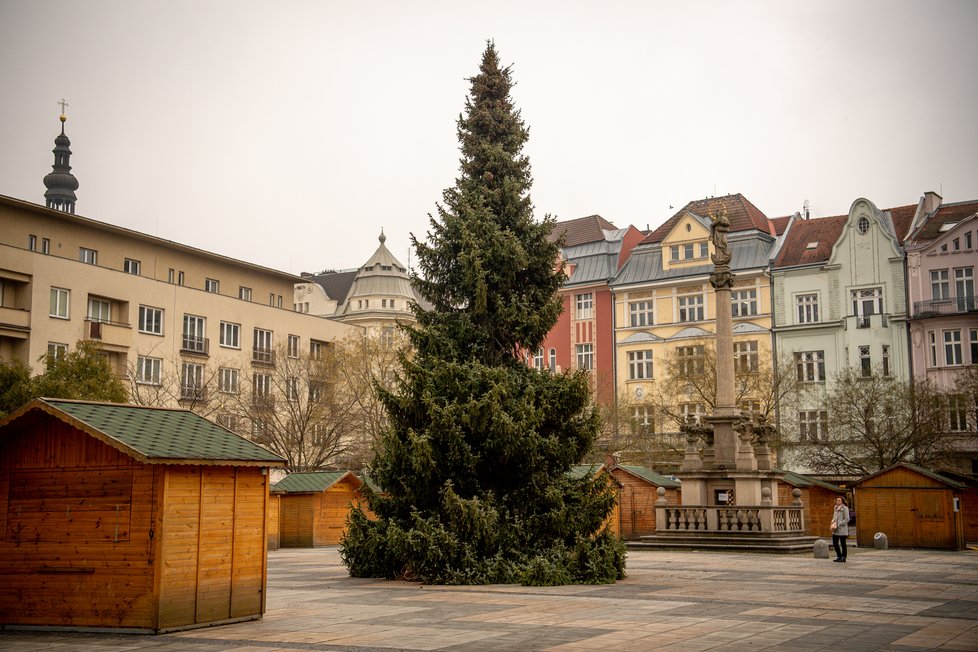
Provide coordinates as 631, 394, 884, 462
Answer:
1, 546, 977, 651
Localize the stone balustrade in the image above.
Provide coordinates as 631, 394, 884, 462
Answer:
657, 504, 805, 534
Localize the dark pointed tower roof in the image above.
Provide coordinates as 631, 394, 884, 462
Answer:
43, 103, 79, 214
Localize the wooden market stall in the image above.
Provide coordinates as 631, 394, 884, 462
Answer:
853, 463, 966, 550
0, 398, 285, 633
267, 487, 283, 551
274, 471, 365, 547
778, 470, 846, 538
605, 463, 680, 539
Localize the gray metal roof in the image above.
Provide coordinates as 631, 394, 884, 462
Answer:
612, 236, 776, 288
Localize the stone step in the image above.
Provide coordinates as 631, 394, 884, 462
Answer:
628, 534, 819, 554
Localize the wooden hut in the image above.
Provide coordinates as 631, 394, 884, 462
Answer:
0, 398, 285, 633
267, 487, 283, 551
274, 471, 364, 547
853, 463, 966, 550
569, 464, 622, 538
778, 470, 846, 538
606, 464, 681, 539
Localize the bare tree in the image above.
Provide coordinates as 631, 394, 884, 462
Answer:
794, 367, 951, 475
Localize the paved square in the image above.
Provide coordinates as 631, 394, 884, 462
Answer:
1, 546, 976, 650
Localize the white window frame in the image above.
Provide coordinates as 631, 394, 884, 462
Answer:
679, 402, 705, 425
254, 328, 274, 363
629, 300, 653, 327
731, 289, 758, 318
677, 293, 704, 322
677, 345, 705, 377
87, 297, 111, 323
182, 314, 207, 353
205, 278, 219, 293
627, 350, 653, 380
532, 348, 544, 370
948, 395, 968, 432
136, 356, 162, 386
310, 339, 326, 360
79, 247, 98, 265
859, 345, 872, 377
798, 410, 828, 442
181, 362, 205, 400
630, 406, 653, 435
575, 343, 594, 371
944, 330, 963, 366
239, 286, 252, 301
575, 293, 594, 319
218, 367, 239, 394
931, 269, 950, 301
288, 334, 300, 358
253, 373, 272, 399
734, 340, 758, 374
796, 293, 819, 324
124, 258, 141, 275
220, 321, 240, 349
795, 350, 826, 383
47, 342, 68, 362
138, 305, 164, 335
49, 287, 70, 319
882, 344, 891, 377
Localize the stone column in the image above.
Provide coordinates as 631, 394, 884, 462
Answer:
708, 211, 739, 468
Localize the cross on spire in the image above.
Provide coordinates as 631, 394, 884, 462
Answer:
58, 98, 69, 116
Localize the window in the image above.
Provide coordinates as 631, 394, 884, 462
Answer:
381, 327, 395, 348
269, 293, 275, 306
549, 348, 556, 372
136, 356, 162, 385
738, 400, 762, 414
532, 348, 544, 370
288, 334, 300, 358
851, 287, 882, 325
168, 269, 175, 283
218, 367, 239, 394
948, 395, 968, 432
857, 216, 870, 234
87, 297, 110, 323
734, 341, 758, 374
859, 345, 872, 377
239, 286, 252, 301
181, 363, 205, 401
217, 413, 240, 432
205, 278, 219, 293
630, 406, 653, 435
312, 422, 328, 445
575, 293, 593, 319
28, 235, 37, 251
929, 331, 938, 367
944, 330, 963, 365
124, 258, 141, 275
677, 293, 704, 322
966, 231, 973, 249
286, 377, 300, 402
277, 295, 283, 308
796, 294, 819, 324
629, 301, 653, 327
953, 238, 961, 251
357, 300, 363, 309
219, 321, 240, 349
41, 238, 50, 254
679, 403, 705, 425
731, 289, 757, 317
677, 345, 705, 377
138, 305, 163, 335
253, 373, 272, 399
49, 287, 69, 318
575, 343, 594, 371
309, 381, 324, 403
381, 299, 387, 308
670, 245, 679, 262
930, 269, 950, 301
799, 410, 828, 442
79, 247, 97, 265
882, 344, 891, 376
699, 242, 709, 259
47, 342, 67, 363
182, 315, 207, 354
683, 243, 694, 259
390, 300, 396, 309
954, 267, 974, 311
627, 350, 653, 380
254, 328, 274, 364
310, 339, 326, 360
970, 329, 978, 364
795, 351, 826, 382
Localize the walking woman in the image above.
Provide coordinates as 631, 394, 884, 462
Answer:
830, 496, 849, 562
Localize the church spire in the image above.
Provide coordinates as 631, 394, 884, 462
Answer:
43, 99, 79, 214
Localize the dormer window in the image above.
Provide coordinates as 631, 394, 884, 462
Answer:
669, 240, 709, 262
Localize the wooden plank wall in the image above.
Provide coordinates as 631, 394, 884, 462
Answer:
314, 482, 358, 546
158, 466, 268, 630
0, 420, 159, 629
279, 494, 314, 547
611, 471, 679, 539
777, 485, 841, 538
267, 493, 281, 550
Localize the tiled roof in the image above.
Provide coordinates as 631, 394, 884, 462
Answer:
567, 464, 605, 479
617, 465, 680, 488
770, 215, 792, 236
643, 194, 773, 244
273, 470, 359, 493
908, 200, 978, 243
0, 399, 284, 466
887, 203, 918, 242
772, 215, 847, 268
550, 215, 618, 247
311, 269, 357, 303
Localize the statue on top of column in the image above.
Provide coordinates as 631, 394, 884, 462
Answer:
709, 210, 734, 289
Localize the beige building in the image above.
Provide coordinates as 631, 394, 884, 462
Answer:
0, 193, 360, 406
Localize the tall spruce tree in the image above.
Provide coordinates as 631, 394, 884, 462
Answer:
340, 42, 625, 585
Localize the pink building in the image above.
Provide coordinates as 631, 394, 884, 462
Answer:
905, 192, 978, 472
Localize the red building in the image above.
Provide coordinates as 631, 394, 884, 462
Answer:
536, 216, 644, 405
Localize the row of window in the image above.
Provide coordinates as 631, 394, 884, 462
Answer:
669, 240, 709, 263
628, 399, 763, 435
576, 289, 761, 327
938, 230, 975, 253
623, 342, 759, 380
793, 345, 893, 382
356, 298, 399, 310
928, 328, 978, 367
930, 267, 975, 301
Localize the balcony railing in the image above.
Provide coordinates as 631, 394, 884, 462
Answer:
181, 334, 209, 355
855, 316, 871, 329
252, 348, 275, 365
913, 296, 977, 317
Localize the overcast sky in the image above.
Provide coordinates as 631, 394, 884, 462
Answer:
2, 0, 976, 274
